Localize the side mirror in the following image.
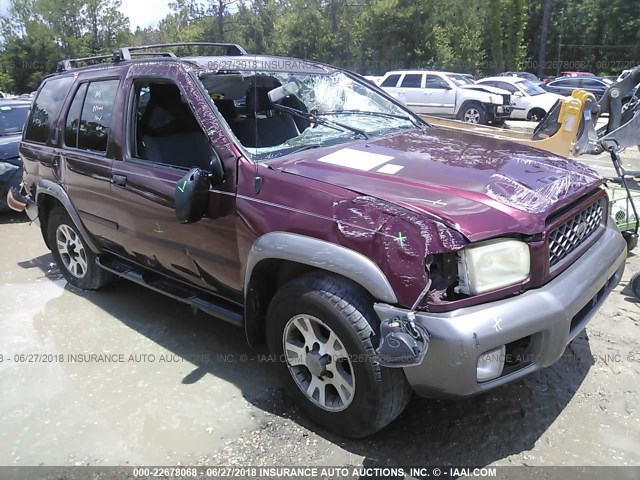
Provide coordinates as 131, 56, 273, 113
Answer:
208, 151, 224, 186
175, 168, 211, 224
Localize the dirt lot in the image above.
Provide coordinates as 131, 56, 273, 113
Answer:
1, 147, 639, 470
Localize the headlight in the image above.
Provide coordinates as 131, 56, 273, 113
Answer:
0, 161, 19, 176
456, 239, 530, 295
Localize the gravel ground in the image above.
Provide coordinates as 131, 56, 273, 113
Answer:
0, 139, 638, 472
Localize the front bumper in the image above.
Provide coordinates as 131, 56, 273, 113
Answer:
491, 104, 513, 119
374, 220, 627, 398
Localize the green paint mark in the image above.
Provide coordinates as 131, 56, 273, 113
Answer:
178, 180, 187, 193
154, 223, 164, 234
207, 129, 216, 136
394, 232, 407, 248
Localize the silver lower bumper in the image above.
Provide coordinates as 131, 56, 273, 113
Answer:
374, 220, 627, 398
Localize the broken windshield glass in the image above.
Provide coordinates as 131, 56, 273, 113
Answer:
197, 70, 422, 161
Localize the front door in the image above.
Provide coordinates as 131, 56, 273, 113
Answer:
108, 68, 242, 302
424, 74, 456, 116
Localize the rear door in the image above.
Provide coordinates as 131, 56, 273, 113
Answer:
59, 76, 122, 244
396, 73, 425, 113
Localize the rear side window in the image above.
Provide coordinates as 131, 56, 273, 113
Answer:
381, 74, 401, 87
400, 74, 422, 88
64, 79, 119, 153
24, 76, 73, 144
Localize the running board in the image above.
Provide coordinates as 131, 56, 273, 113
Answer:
96, 255, 244, 328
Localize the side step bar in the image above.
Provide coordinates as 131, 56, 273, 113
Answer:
96, 255, 244, 328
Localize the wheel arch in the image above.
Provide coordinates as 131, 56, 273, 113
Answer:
243, 232, 398, 347
35, 180, 101, 254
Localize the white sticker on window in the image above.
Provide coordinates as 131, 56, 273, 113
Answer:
377, 164, 404, 174
316, 148, 395, 171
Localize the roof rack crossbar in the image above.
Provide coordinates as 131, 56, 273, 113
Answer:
115, 42, 247, 61
57, 54, 114, 72
56, 42, 247, 72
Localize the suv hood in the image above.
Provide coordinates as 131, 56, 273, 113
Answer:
460, 84, 511, 96
268, 128, 601, 242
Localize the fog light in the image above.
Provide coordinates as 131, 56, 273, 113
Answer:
477, 345, 506, 382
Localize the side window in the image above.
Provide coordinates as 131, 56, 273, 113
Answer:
496, 82, 518, 93
400, 74, 423, 88
64, 83, 88, 147
424, 75, 449, 89
129, 80, 213, 170
381, 74, 401, 87
78, 80, 119, 152
24, 76, 74, 144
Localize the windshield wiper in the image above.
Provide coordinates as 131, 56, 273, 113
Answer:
271, 103, 369, 140
318, 109, 421, 126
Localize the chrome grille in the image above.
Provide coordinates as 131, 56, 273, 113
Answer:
548, 198, 605, 267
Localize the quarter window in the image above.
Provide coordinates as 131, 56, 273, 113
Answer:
381, 74, 401, 87
64, 83, 88, 147
24, 76, 73, 144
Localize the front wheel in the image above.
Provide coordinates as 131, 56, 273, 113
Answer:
266, 273, 412, 438
459, 102, 488, 124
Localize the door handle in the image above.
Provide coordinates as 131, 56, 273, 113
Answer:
112, 174, 127, 187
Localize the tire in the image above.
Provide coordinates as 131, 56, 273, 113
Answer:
458, 102, 487, 125
631, 272, 640, 300
527, 108, 546, 122
266, 273, 412, 438
47, 206, 113, 290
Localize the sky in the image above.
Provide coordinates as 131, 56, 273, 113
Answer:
0, 0, 173, 30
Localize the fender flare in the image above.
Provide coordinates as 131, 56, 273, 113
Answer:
36, 179, 101, 254
243, 232, 398, 305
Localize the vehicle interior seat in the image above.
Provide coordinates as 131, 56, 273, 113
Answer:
281, 94, 310, 132
235, 86, 299, 148
138, 83, 212, 169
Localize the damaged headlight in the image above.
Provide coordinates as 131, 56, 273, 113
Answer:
456, 239, 530, 295
0, 161, 19, 176
489, 95, 503, 104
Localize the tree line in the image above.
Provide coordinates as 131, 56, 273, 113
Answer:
1, 0, 639, 93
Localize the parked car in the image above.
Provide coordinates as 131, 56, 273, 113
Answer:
13, 43, 627, 438
543, 76, 613, 99
378, 70, 513, 124
476, 77, 565, 121
0, 99, 31, 211
558, 71, 596, 78
499, 71, 543, 85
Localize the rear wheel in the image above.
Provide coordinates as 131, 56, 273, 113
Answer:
47, 207, 113, 290
459, 102, 487, 124
266, 273, 412, 438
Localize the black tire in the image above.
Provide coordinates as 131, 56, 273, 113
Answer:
527, 108, 546, 122
458, 102, 488, 125
631, 272, 640, 300
266, 273, 412, 438
47, 206, 113, 290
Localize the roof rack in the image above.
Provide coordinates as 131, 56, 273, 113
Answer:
56, 42, 247, 72
114, 42, 247, 61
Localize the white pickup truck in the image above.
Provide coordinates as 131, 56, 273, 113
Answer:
378, 70, 513, 125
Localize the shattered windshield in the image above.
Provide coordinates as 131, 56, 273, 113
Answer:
197, 70, 420, 161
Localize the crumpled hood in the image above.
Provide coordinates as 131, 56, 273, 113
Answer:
460, 84, 511, 96
268, 128, 601, 242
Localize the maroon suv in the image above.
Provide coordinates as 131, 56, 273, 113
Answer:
13, 43, 627, 437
